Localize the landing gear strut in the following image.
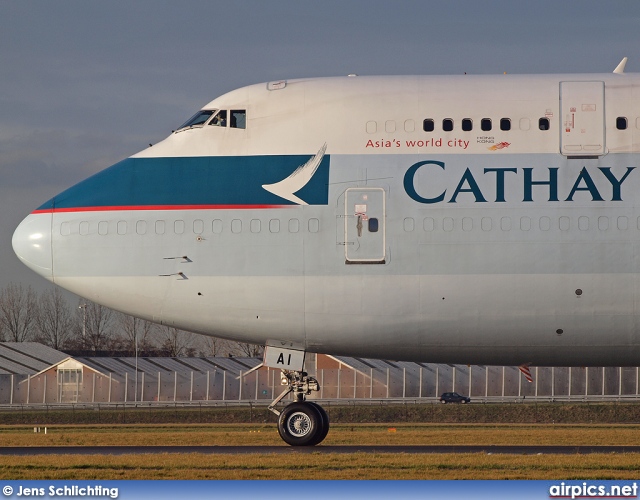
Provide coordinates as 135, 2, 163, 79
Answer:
268, 370, 329, 446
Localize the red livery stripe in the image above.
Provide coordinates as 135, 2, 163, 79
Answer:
32, 204, 291, 214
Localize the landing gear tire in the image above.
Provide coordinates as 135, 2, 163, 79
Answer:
307, 401, 330, 445
278, 402, 325, 446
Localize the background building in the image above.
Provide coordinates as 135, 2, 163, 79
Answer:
0, 343, 638, 405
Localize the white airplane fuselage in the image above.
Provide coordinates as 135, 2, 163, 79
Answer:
13, 72, 640, 367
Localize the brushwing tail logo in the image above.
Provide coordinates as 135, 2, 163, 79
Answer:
262, 143, 327, 205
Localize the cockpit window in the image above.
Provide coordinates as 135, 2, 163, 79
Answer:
176, 110, 215, 131
209, 110, 227, 127
175, 108, 246, 132
230, 110, 246, 129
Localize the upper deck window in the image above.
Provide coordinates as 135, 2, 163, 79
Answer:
176, 110, 215, 131
423, 119, 435, 132
442, 119, 454, 132
539, 117, 550, 130
462, 119, 473, 131
481, 118, 492, 131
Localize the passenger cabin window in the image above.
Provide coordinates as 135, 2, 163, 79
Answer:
176, 110, 215, 131
616, 117, 628, 130
539, 117, 550, 130
230, 110, 246, 129
423, 119, 435, 132
442, 119, 453, 132
500, 118, 511, 131
481, 118, 492, 131
209, 110, 227, 127
462, 119, 473, 131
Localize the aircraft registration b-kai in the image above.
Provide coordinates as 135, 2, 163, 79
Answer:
12, 58, 640, 445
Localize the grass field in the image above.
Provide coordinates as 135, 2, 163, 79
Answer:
1, 423, 640, 479
3, 422, 640, 447
2, 452, 640, 480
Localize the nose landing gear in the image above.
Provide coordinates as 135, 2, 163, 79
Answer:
268, 370, 330, 446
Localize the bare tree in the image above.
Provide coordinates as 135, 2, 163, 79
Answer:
231, 341, 264, 358
76, 300, 115, 353
118, 313, 157, 354
35, 288, 72, 350
159, 325, 197, 357
199, 335, 231, 357
0, 283, 38, 342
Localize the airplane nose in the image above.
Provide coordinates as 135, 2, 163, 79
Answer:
12, 213, 53, 281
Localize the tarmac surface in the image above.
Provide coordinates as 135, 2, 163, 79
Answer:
1, 445, 640, 455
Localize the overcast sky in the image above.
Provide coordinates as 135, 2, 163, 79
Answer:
2, 0, 640, 294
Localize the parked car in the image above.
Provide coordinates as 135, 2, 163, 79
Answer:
439, 392, 471, 404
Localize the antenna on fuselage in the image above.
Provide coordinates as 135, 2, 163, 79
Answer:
613, 57, 628, 74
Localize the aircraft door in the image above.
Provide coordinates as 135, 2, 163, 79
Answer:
560, 81, 605, 156
344, 187, 385, 264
